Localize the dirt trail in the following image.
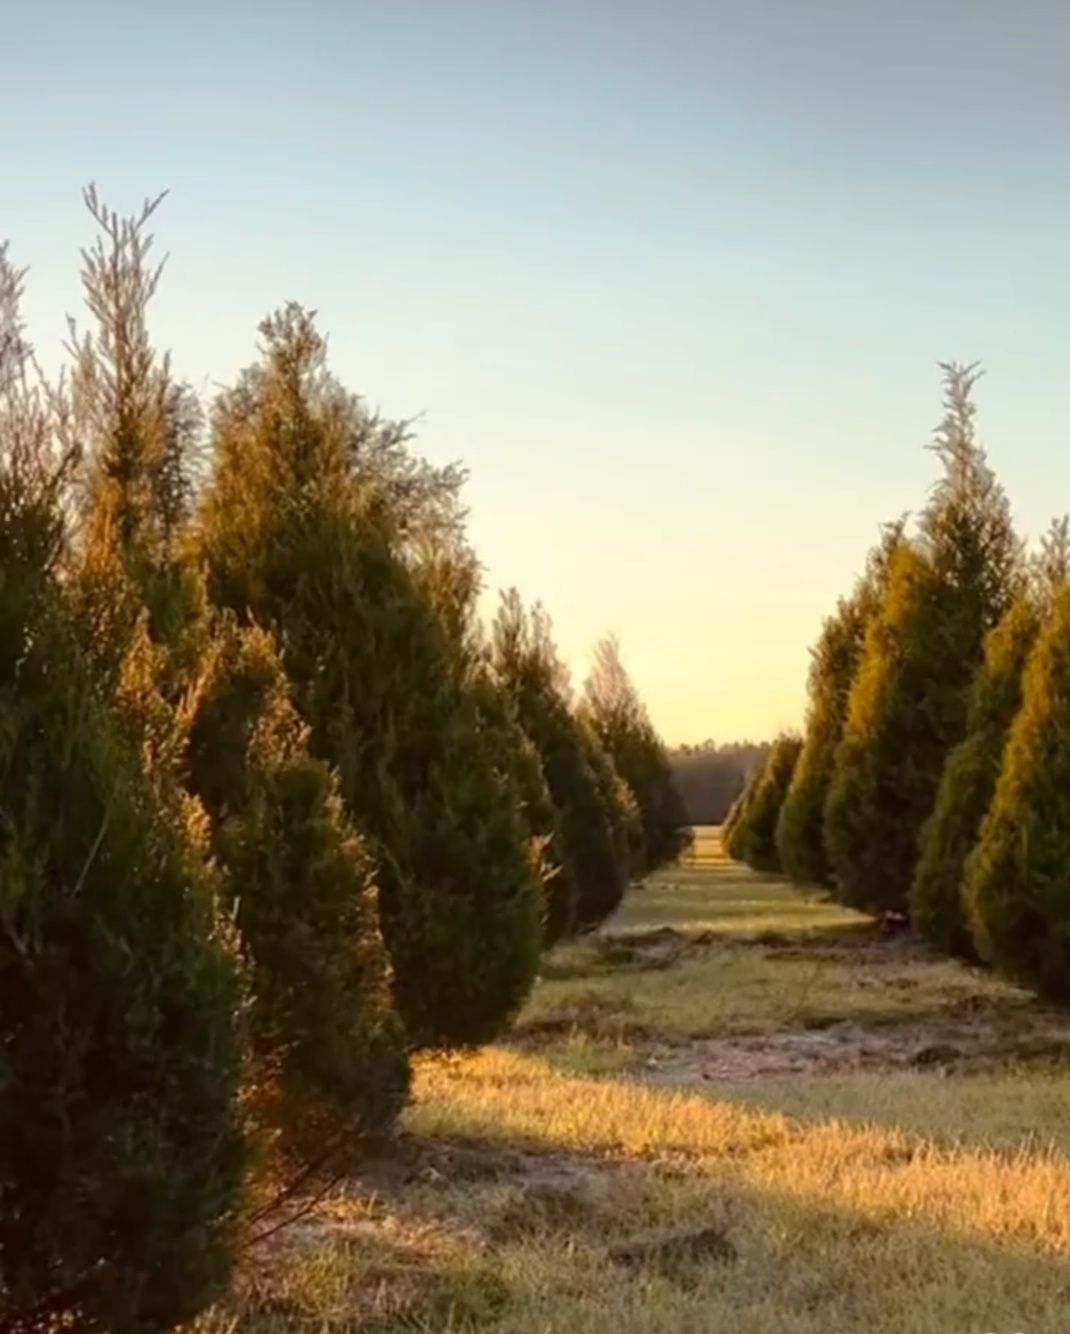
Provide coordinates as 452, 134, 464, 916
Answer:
589, 917, 1070, 1085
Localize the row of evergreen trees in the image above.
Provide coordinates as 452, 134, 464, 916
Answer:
0, 195, 689, 1333
725, 362, 1070, 1007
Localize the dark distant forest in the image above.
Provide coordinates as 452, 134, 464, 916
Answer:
669, 741, 771, 825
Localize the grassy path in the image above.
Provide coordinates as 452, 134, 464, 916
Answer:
208, 829, 1070, 1334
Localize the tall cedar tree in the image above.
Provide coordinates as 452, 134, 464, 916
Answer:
722, 771, 758, 860
736, 732, 802, 872
824, 366, 1021, 915
492, 590, 628, 936
186, 623, 409, 1148
578, 715, 646, 890
0, 247, 244, 1334
965, 580, 1070, 999
491, 695, 567, 936
65, 192, 408, 1143
909, 594, 1039, 957
776, 522, 903, 885
198, 305, 543, 1047
581, 636, 690, 871
723, 747, 777, 860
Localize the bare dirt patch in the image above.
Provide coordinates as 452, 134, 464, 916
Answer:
594, 926, 717, 970
540, 926, 718, 983
639, 994, 1070, 1085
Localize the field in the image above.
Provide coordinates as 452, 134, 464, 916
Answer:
203, 829, 1070, 1333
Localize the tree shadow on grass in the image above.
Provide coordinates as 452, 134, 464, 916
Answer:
229, 1124, 1070, 1333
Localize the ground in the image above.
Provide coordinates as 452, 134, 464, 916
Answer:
197, 828, 1070, 1333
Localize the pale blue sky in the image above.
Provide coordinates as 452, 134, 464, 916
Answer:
6, 2, 1070, 742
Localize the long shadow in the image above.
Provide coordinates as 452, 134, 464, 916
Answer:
329, 1120, 1070, 1332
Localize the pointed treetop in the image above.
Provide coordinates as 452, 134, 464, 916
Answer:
584, 635, 649, 731
919, 360, 1022, 624
0, 243, 75, 573
492, 588, 571, 698
0, 242, 30, 393
68, 186, 179, 565
1032, 514, 1070, 599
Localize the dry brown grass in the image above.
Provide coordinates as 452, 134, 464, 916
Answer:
198, 827, 1070, 1333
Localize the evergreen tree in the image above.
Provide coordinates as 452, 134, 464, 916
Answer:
722, 772, 757, 860
581, 636, 690, 871
965, 581, 1070, 999
776, 522, 903, 886
825, 366, 1021, 915
1031, 514, 1070, 597
492, 590, 630, 937
578, 716, 646, 892
459, 650, 561, 940
910, 594, 1039, 957
0, 246, 243, 1334
776, 601, 866, 885
66, 190, 204, 676
65, 193, 408, 1141
199, 305, 542, 1046
186, 622, 409, 1148
737, 732, 802, 872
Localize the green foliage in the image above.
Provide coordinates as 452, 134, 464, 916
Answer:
965, 583, 1070, 999
0, 249, 244, 1334
1030, 514, 1070, 604
920, 365, 1021, 631
67, 189, 204, 639
825, 544, 962, 913
776, 598, 867, 885
825, 367, 1021, 916
777, 522, 903, 886
910, 595, 1039, 957
187, 622, 409, 1148
65, 196, 411, 1144
721, 770, 758, 860
581, 636, 690, 872
737, 732, 802, 872
199, 305, 542, 1047
492, 590, 630, 937
578, 717, 646, 895
505, 716, 570, 937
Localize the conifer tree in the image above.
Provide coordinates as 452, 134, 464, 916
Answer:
66, 190, 204, 680
199, 304, 542, 1046
492, 590, 631, 936
186, 622, 409, 1147
776, 522, 902, 886
825, 366, 1021, 915
909, 593, 1039, 957
64, 193, 408, 1140
0, 246, 243, 1334
580, 636, 690, 871
722, 773, 757, 860
1031, 514, 1070, 596
578, 716, 646, 891
965, 580, 1070, 999
736, 732, 802, 872
776, 601, 865, 885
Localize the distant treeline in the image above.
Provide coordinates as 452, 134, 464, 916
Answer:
670, 741, 771, 825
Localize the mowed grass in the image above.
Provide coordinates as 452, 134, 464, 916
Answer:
522, 830, 1026, 1043
202, 828, 1070, 1334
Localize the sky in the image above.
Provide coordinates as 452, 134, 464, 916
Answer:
6, 1, 1070, 744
